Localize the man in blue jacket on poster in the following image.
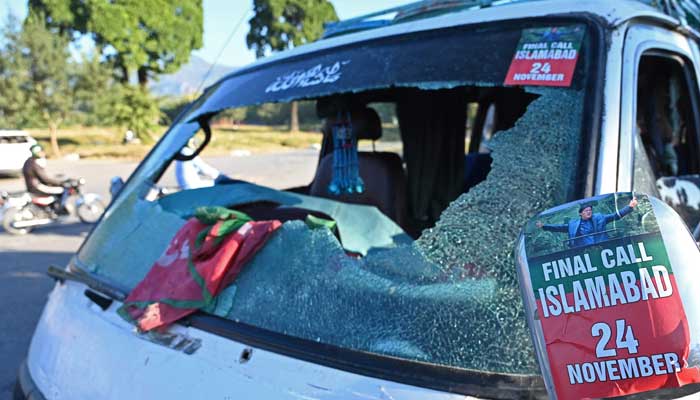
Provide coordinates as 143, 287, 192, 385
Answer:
536, 197, 638, 248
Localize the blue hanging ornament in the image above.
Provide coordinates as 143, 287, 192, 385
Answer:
328, 112, 364, 195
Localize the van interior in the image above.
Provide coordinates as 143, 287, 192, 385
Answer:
173, 86, 537, 239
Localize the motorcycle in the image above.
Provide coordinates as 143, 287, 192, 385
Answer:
2, 178, 105, 235
0, 190, 32, 220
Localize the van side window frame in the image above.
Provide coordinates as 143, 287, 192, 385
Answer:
618, 23, 700, 191
634, 51, 700, 180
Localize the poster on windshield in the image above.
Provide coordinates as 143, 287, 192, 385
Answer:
520, 193, 700, 400
504, 25, 585, 87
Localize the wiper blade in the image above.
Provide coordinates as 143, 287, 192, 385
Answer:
47, 265, 126, 301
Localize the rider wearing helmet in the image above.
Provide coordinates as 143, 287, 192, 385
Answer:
22, 144, 65, 198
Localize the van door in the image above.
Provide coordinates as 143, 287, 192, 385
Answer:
619, 24, 700, 232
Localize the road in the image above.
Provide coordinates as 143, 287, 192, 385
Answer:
0, 150, 318, 399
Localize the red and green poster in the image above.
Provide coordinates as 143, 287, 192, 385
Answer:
522, 193, 700, 399
504, 25, 585, 87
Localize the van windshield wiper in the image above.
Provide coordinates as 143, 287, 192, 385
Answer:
47, 265, 126, 302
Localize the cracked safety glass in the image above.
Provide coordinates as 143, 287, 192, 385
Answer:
75, 21, 595, 396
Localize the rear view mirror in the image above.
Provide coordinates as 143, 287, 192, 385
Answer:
515, 192, 700, 399
174, 122, 211, 162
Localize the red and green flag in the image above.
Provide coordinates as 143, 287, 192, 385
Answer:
119, 207, 281, 331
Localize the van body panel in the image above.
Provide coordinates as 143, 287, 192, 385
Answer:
27, 281, 472, 400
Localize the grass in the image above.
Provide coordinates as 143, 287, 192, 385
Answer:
27, 124, 323, 160
208, 125, 321, 153
26, 122, 402, 160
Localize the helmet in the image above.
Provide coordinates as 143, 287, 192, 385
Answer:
29, 144, 43, 157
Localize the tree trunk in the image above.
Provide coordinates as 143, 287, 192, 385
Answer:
137, 67, 148, 87
290, 101, 299, 133
120, 64, 130, 84
49, 122, 61, 158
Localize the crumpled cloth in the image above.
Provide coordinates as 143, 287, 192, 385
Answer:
119, 207, 281, 331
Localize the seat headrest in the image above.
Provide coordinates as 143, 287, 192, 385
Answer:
351, 107, 382, 141
323, 107, 382, 141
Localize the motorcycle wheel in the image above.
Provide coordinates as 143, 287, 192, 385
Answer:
2, 206, 34, 235
77, 198, 105, 224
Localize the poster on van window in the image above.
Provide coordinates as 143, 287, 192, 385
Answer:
504, 25, 585, 87
521, 193, 700, 400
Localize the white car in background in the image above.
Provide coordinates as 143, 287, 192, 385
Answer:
0, 130, 36, 176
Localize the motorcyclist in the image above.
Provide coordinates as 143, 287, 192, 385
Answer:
22, 144, 66, 212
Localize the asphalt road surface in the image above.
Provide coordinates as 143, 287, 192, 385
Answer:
0, 150, 318, 399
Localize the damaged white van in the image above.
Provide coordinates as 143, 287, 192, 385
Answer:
16, 0, 700, 399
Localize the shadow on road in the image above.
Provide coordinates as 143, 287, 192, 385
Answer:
0, 251, 74, 400
0, 250, 74, 271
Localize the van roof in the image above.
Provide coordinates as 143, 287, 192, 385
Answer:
0, 130, 29, 137
221, 0, 675, 83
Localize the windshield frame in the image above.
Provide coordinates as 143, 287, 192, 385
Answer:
71, 13, 607, 399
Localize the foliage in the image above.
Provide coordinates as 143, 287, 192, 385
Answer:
526, 194, 657, 257
0, 15, 32, 128
243, 101, 317, 127
0, 13, 74, 154
29, 0, 203, 85
247, 0, 338, 57
112, 85, 162, 143
72, 55, 122, 126
216, 107, 247, 124
0, 12, 165, 146
159, 96, 193, 126
247, 0, 337, 132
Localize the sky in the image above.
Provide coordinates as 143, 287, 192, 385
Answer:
1, 0, 414, 67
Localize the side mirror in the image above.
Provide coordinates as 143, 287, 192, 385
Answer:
515, 192, 700, 399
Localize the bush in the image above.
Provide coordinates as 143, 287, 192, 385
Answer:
112, 86, 162, 143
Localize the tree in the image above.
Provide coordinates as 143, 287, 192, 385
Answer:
73, 54, 121, 126
0, 15, 32, 128
247, 0, 338, 132
12, 14, 73, 156
112, 85, 162, 143
29, 0, 203, 86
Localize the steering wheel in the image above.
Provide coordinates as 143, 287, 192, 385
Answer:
173, 119, 211, 161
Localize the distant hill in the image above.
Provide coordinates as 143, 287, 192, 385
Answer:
150, 55, 237, 97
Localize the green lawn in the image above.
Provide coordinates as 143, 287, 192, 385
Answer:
28, 124, 323, 159
28, 122, 402, 159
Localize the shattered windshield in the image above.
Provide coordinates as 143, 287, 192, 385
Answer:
76, 19, 595, 395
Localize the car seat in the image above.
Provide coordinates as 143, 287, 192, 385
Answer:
310, 107, 407, 227
464, 152, 492, 192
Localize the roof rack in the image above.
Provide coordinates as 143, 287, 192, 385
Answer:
323, 0, 700, 40
322, 0, 532, 39
640, 0, 700, 30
